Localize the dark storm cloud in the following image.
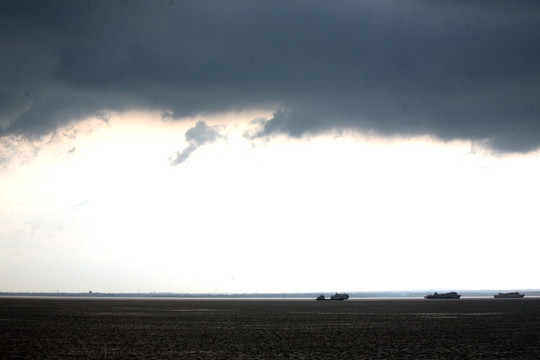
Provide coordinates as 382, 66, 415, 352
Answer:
1, 0, 539, 152
170, 121, 223, 165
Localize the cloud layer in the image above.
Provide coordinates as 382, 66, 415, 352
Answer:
1, 0, 539, 152
170, 121, 223, 165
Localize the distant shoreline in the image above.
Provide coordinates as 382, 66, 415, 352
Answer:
2, 290, 540, 299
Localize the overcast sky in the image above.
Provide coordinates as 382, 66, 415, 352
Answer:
1, 1, 539, 293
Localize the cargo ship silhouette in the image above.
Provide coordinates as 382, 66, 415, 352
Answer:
494, 291, 525, 298
316, 293, 349, 301
424, 291, 461, 299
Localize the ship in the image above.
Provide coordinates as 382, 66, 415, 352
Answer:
316, 293, 349, 301
331, 293, 349, 300
424, 291, 461, 299
494, 291, 525, 298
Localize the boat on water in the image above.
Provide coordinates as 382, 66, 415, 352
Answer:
331, 293, 349, 300
494, 291, 525, 298
316, 293, 349, 301
424, 291, 461, 299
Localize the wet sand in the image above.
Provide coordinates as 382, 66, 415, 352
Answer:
1, 297, 539, 359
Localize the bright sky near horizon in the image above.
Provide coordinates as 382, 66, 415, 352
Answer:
1, 1, 540, 293
1, 111, 539, 293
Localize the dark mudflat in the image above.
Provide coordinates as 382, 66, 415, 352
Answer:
1, 297, 539, 359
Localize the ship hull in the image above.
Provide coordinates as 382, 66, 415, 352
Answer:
424, 295, 461, 299
316, 293, 349, 301
424, 292, 461, 299
494, 293, 524, 298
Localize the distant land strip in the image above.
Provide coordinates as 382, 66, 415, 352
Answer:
1, 290, 540, 298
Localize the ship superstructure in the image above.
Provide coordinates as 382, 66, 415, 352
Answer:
424, 291, 461, 299
316, 293, 349, 301
494, 291, 525, 298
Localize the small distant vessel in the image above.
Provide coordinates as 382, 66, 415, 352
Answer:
330, 293, 349, 300
494, 291, 525, 298
316, 293, 349, 301
424, 291, 461, 299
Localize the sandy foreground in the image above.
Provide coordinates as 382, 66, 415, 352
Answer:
1, 297, 539, 359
